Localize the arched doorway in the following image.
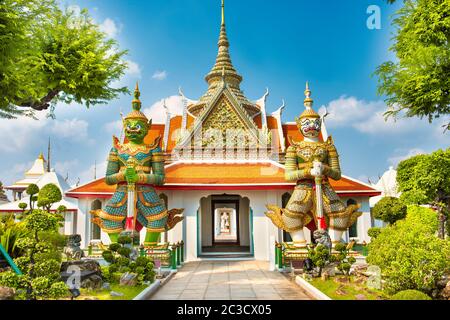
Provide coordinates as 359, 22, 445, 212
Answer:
198, 194, 252, 257
90, 200, 102, 240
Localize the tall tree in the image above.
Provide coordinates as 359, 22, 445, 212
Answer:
0, 0, 129, 118
396, 148, 450, 238
376, 0, 450, 131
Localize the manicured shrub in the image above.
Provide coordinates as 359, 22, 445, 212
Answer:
367, 206, 450, 295
368, 227, 382, 239
37, 184, 62, 212
117, 246, 131, 257
372, 197, 407, 225
117, 235, 132, 245
391, 290, 431, 300
109, 243, 121, 252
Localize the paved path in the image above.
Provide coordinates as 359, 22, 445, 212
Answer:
151, 260, 313, 300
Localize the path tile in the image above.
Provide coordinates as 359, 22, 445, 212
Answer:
150, 261, 313, 300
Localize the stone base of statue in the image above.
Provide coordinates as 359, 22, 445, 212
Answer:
120, 230, 140, 246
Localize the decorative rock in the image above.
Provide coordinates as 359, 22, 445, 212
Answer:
442, 281, 450, 300
110, 291, 124, 297
81, 275, 103, 290
322, 263, 338, 277
313, 229, 332, 250
321, 272, 330, 281
120, 272, 138, 286
102, 282, 111, 291
64, 234, 85, 260
335, 286, 347, 296
334, 276, 350, 284
0, 287, 15, 300
355, 294, 367, 300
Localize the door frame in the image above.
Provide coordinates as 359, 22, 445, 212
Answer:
211, 199, 240, 246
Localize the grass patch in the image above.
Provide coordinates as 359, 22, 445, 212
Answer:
79, 284, 148, 300
310, 276, 389, 300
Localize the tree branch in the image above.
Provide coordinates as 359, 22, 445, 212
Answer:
18, 89, 60, 111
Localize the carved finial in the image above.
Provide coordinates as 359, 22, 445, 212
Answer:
132, 81, 142, 111
221, 0, 225, 26
304, 81, 313, 107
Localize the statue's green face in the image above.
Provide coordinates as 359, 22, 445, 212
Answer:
124, 119, 149, 144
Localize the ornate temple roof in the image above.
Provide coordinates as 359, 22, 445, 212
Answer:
0, 171, 78, 213
66, 161, 380, 197
6, 153, 47, 191
187, 0, 259, 118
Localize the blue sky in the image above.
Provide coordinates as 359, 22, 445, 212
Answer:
0, 0, 448, 193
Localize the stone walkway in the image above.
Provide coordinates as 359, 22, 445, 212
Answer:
151, 260, 313, 300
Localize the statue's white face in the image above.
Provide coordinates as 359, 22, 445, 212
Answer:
300, 117, 321, 138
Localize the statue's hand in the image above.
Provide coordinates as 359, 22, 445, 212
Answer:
125, 167, 138, 183
311, 160, 323, 177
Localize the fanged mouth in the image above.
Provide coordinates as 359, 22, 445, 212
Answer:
126, 128, 142, 135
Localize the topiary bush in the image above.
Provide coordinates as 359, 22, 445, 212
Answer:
37, 183, 62, 212
101, 240, 155, 285
332, 243, 356, 277
367, 206, 450, 295
391, 290, 432, 300
367, 227, 382, 239
372, 197, 407, 225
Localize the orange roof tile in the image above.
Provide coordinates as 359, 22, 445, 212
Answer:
66, 162, 380, 197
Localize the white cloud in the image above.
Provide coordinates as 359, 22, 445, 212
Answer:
388, 148, 427, 167
51, 118, 89, 141
125, 60, 141, 77
0, 114, 92, 153
104, 120, 123, 136
319, 96, 450, 135
142, 96, 185, 123
152, 70, 168, 81
0, 116, 47, 152
78, 161, 108, 184
54, 159, 80, 176
99, 18, 121, 38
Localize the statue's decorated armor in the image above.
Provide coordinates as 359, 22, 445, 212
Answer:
91, 83, 183, 241
266, 83, 361, 245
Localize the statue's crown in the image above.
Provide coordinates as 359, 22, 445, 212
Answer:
295, 82, 320, 126
124, 82, 149, 122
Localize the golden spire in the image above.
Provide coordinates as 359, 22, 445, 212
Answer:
205, 0, 242, 86
188, 0, 260, 117
38, 152, 44, 160
299, 82, 320, 119
132, 81, 141, 111
221, 0, 225, 26
124, 81, 148, 122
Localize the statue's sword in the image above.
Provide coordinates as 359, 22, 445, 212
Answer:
125, 157, 137, 231
314, 161, 327, 230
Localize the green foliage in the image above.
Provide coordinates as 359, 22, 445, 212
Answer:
117, 247, 131, 258
0, 216, 29, 257
307, 244, 331, 277
117, 235, 132, 245
102, 250, 115, 263
333, 243, 357, 277
0, 0, 128, 118
37, 183, 62, 212
375, 0, 450, 130
396, 149, 450, 238
372, 197, 407, 224
1, 209, 68, 299
26, 184, 39, 196
18, 203, 27, 210
25, 209, 59, 233
391, 289, 432, 300
102, 242, 155, 286
367, 227, 382, 239
109, 243, 121, 252
367, 206, 450, 295
397, 149, 450, 205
